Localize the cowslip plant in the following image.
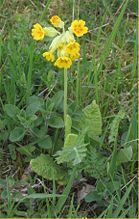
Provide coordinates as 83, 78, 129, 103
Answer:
31, 15, 88, 128
30, 15, 103, 184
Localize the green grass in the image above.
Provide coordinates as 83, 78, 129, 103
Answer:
0, 0, 137, 218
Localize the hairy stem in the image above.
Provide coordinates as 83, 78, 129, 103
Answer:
64, 68, 67, 126
76, 38, 81, 108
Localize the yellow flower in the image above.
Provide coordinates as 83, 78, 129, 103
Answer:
54, 57, 72, 69
43, 51, 55, 62
66, 41, 80, 55
71, 20, 88, 37
57, 43, 65, 51
50, 15, 64, 28
66, 41, 80, 60
31, 23, 45, 41
70, 52, 80, 61
57, 43, 68, 57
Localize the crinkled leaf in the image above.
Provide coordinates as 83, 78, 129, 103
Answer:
82, 100, 102, 137
64, 133, 77, 147
80, 146, 106, 179
30, 154, 67, 183
9, 127, 26, 142
17, 113, 37, 129
4, 104, 19, 119
109, 110, 125, 143
55, 134, 88, 166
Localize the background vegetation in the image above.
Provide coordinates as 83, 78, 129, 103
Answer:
0, 0, 137, 218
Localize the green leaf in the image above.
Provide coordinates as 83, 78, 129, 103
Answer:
65, 114, 72, 138
98, 0, 129, 74
0, 120, 4, 129
32, 126, 48, 137
85, 191, 102, 203
109, 110, 125, 143
46, 100, 55, 113
55, 134, 88, 166
64, 133, 77, 147
8, 144, 16, 160
30, 154, 67, 183
116, 146, 133, 165
17, 114, 37, 129
0, 130, 9, 141
1, 190, 8, 199
113, 182, 133, 217
82, 100, 102, 136
26, 95, 43, 116
0, 179, 6, 188
9, 127, 26, 142
106, 181, 121, 193
24, 193, 62, 199
4, 104, 19, 119
38, 135, 52, 149
52, 90, 64, 110
48, 116, 64, 128
107, 148, 117, 178
17, 145, 35, 156
81, 146, 106, 179
55, 167, 76, 214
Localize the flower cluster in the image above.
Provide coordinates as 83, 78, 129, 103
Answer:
31, 15, 88, 69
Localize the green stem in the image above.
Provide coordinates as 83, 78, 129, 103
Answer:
72, 0, 75, 20
64, 68, 67, 125
76, 42, 81, 109
76, 62, 80, 108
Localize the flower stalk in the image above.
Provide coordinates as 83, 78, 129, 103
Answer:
76, 60, 80, 108
76, 37, 80, 108
64, 68, 68, 126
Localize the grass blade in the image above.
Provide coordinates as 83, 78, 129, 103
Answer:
40, 0, 52, 21
94, 0, 129, 102
55, 167, 76, 215
113, 182, 134, 217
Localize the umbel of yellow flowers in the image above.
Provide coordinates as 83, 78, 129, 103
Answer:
31, 15, 88, 69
